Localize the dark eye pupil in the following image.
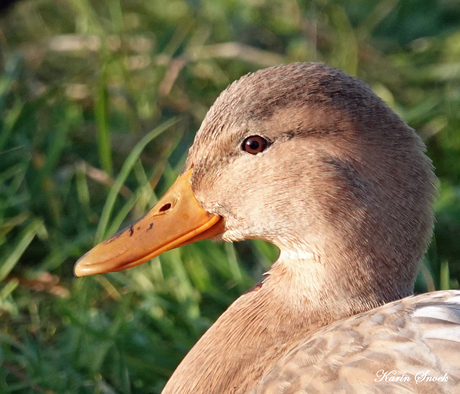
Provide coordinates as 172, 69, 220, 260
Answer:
248, 140, 260, 150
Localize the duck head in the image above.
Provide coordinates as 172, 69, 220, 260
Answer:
75, 63, 436, 306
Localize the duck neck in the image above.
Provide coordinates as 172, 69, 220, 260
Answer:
162, 251, 389, 394
270, 248, 394, 320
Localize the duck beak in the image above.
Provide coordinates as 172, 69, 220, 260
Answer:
74, 169, 225, 277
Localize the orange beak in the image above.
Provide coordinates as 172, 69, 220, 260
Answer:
74, 169, 225, 277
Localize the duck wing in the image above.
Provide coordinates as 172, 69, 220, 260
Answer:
256, 290, 460, 394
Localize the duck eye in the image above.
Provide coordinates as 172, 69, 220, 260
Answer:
242, 136, 268, 155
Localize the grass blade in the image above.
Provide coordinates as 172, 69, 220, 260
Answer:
0, 219, 46, 282
95, 118, 179, 242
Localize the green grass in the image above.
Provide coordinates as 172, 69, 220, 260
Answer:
1, 0, 460, 392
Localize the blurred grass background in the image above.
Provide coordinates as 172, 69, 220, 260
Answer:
1, 0, 460, 392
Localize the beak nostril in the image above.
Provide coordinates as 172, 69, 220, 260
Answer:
159, 203, 172, 212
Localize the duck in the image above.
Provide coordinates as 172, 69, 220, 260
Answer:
74, 62, 460, 393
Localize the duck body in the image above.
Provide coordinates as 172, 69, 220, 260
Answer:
75, 63, 460, 393
162, 281, 460, 394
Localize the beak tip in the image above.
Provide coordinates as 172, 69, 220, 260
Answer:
74, 253, 95, 278
73, 262, 86, 278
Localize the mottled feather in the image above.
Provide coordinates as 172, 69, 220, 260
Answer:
257, 291, 460, 393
